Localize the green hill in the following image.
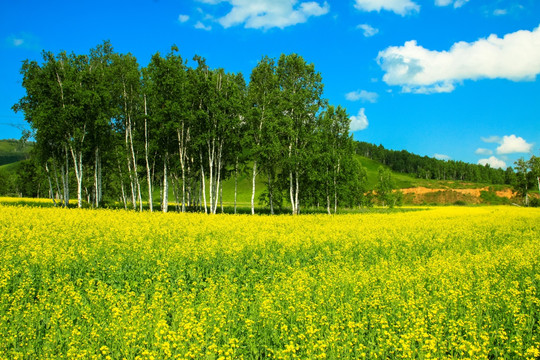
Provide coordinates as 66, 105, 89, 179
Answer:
0, 139, 32, 166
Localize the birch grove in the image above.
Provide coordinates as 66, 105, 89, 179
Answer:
15, 42, 370, 214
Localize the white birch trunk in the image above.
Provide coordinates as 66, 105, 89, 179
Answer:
144, 96, 153, 212
289, 171, 295, 215
69, 144, 83, 209
268, 173, 274, 215
213, 143, 223, 214
295, 169, 299, 215
251, 161, 257, 215
200, 152, 207, 214
64, 148, 70, 207
162, 153, 168, 213
45, 162, 56, 206
234, 158, 238, 214
52, 160, 62, 205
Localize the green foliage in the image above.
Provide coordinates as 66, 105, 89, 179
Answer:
479, 189, 510, 205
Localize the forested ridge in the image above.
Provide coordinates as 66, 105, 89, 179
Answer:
355, 142, 512, 184
8, 41, 539, 211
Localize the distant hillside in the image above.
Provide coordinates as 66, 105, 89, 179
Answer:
355, 141, 512, 185
0, 139, 32, 166
0, 138, 518, 205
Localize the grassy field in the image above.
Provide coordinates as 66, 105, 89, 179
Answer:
1, 202, 539, 359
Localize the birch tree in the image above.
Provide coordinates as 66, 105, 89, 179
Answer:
247, 56, 278, 214
276, 54, 325, 215
111, 52, 143, 210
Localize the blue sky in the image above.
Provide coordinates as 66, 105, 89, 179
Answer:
1, 0, 539, 168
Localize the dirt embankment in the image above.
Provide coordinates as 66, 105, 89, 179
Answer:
401, 187, 514, 198
400, 187, 516, 204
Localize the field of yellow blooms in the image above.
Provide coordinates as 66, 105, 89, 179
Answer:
1, 201, 539, 360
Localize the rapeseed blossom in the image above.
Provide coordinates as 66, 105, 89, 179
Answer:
0, 203, 539, 359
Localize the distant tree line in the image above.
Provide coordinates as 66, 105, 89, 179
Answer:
355, 141, 515, 184
12, 41, 371, 214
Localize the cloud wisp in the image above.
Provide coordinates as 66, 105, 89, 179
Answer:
475, 148, 493, 155
353, 0, 419, 16
434, 153, 451, 160
434, 0, 469, 8
4, 32, 40, 50
357, 24, 379, 37
199, 0, 330, 30
194, 21, 212, 31
377, 25, 540, 94
345, 90, 379, 103
178, 14, 190, 23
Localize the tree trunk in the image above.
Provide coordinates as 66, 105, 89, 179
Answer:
52, 159, 62, 206
117, 160, 128, 210
200, 151, 207, 214
69, 144, 83, 209
289, 170, 295, 215
268, 173, 274, 215
45, 162, 56, 206
327, 193, 331, 215
295, 169, 300, 215
251, 161, 257, 215
144, 95, 153, 212
208, 139, 215, 214
62, 149, 69, 207
234, 158, 238, 214
220, 179, 223, 214
162, 152, 168, 213
94, 146, 101, 208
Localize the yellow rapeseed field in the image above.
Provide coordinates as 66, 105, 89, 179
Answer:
0, 201, 539, 359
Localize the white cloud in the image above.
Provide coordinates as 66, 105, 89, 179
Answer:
178, 14, 190, 23
434, 153, 451, 160
202, 0, 330, 30
377, 25, 540, 93
475, 148, 493, 155
345, 90, 379, 103
481, 135, 501, 143
478, 156, 507, 169
435, 0, 469, 8
194, 21, 212, 31
496, 135, 533, 154
350, 108, 369, 131
354, 0, 419, 16
493, 9, 507, 16
357, 24, 379, 37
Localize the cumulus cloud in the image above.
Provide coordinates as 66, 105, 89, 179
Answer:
496, 135, 533, 154
194, 21, 212, 31
354, 0, 419, 16
350, 108, 369, 131
357, 24, 379, 37
178, 14, 190, 23
345, 90, 379, 103
435, 0, 469, 8
478, 156, 507, 169
200, 0, 330, 30
377, 25, 540, 93
434, 153, 451, 160
475, 148, 493, 155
